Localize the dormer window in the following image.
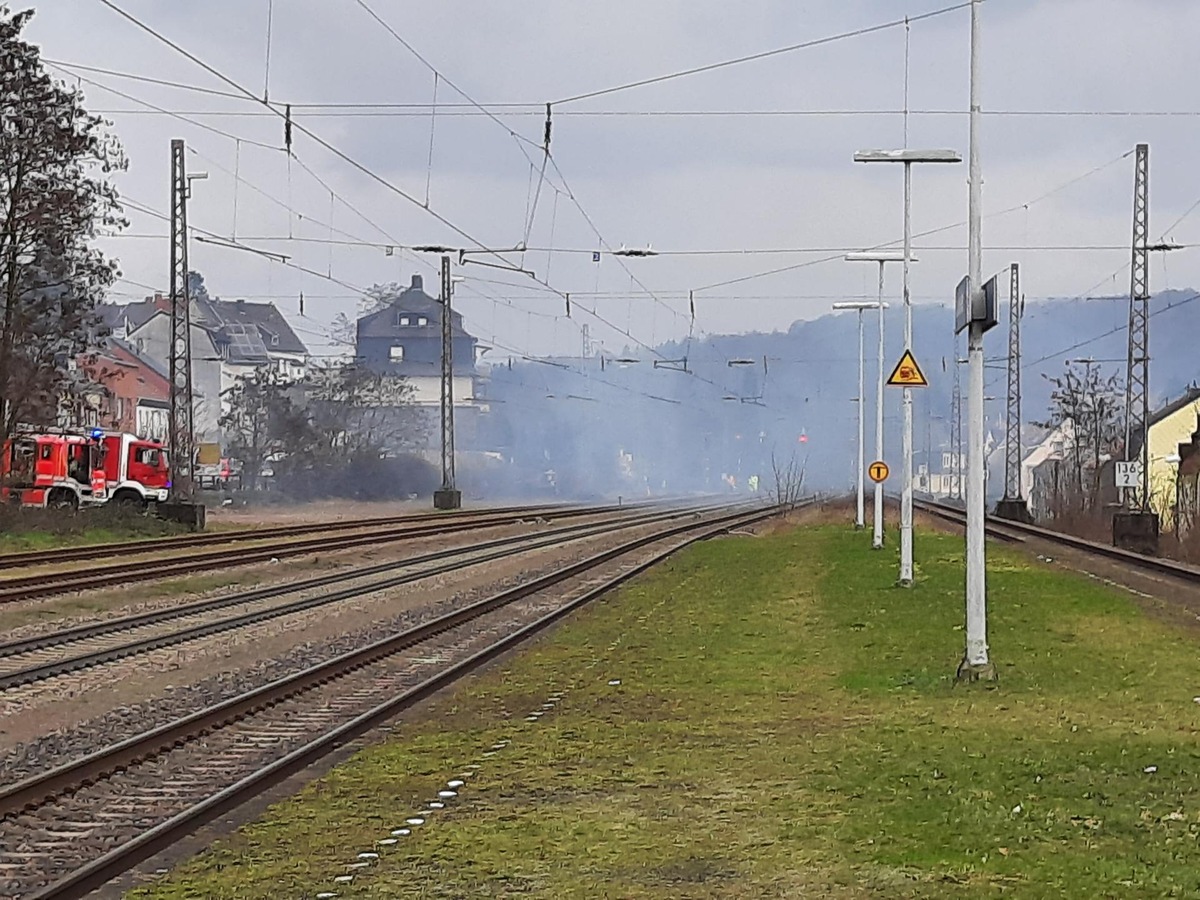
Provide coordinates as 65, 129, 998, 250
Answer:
399, 316, 411, 327
418, 316, 428, 326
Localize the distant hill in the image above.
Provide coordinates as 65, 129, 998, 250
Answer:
481, 290, 1200, 498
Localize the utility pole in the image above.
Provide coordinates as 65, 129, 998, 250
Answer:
853, 153, 958, 586
434, 254, 461, 510
165, 138, 205, 528
996, 262, 1032, 522
951, 353, 962, 500
845, 251, 913, 550
834, 300, 887, 529
856, 308, 865, 528
958, 0, 995, 681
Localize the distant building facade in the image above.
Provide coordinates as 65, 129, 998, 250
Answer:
100, 291, 309, 445
355, 274, 478, 404
1141, 387, 1200, 529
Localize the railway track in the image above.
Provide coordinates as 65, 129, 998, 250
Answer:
0, 502, 780, 899
0, 502, 725, 691
0, 500, 652, 604
915, 498, 1200, 585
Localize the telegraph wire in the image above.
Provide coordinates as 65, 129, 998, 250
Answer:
77, 104, 1200, 120
45, 62, 280, 151
348, 0, 543, 155
94, 0, 531, 272
692, 148, 1137, 293
44, 58, 246, 100
551, 1, 975, 105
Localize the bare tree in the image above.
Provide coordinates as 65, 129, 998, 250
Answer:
1036, 361, 1124, 516
308, 363, 426, 456
220, 371, 313, 490
770, 451, 807, 510
0, 8, 126, 439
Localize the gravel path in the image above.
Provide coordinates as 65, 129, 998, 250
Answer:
0, 519, 678, 783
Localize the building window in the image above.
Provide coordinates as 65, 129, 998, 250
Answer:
389, 345, 405, 362
399, 316, 410, 327
419, 316, 428, 326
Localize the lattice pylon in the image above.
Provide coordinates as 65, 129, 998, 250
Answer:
168, 138, 195, 500
1003, 263, 1023, 500
1125, 143, 1150, 509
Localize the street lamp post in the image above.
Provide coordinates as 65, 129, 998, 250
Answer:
853, 149, 962, 585
846, 251, 911, 550
834, 300, 889, 531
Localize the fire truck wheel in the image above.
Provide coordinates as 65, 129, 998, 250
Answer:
48, 489, 78, 511
112, 490, 147, 512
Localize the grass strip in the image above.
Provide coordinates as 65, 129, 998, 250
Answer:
128, 525, 1200, 898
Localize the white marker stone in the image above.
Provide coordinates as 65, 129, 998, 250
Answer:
406, 817, 425, 826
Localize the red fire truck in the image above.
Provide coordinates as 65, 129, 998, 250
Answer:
94, 431, 171, 508
2, 429, 171, 510
1, 431, 105, 509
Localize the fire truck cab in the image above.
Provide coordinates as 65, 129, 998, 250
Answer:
1, 432, 105, 509
95, 432, 171, 508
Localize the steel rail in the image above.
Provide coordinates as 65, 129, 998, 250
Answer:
915, 498, 1200, 582
20, 503, 782, 900
0, 503, 729, 688
0, 502, 645, 604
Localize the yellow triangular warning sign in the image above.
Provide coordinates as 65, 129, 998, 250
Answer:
887, 349, 929, 387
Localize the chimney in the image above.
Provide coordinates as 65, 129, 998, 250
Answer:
410, 274, 423, 292
153, 292, 169, 312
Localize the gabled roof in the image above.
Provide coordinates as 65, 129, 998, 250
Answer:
1150, 386, 1200, 428
107, 336, 170, 382
201, 298, 308, 356
356, 274, 473, 341
99, 296, 170, 334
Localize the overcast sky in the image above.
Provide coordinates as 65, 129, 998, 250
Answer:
25, 0, 1200, 362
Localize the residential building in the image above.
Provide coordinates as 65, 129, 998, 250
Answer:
355, 274, 482, 445
1021, 420, 1076, 521
100, 292, 309, 444
1177, 420, 1200, 536
355, 274, 478, 396
196, 296, 309, 385
122, 311, 223, 443
80, 338, 172, 439
1139, 386, 1200, 528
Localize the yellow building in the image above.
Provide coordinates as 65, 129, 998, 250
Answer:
1145, 387, 1200, 527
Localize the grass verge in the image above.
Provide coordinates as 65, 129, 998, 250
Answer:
128, 525, 1200, 899
0, 507, 191, 553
